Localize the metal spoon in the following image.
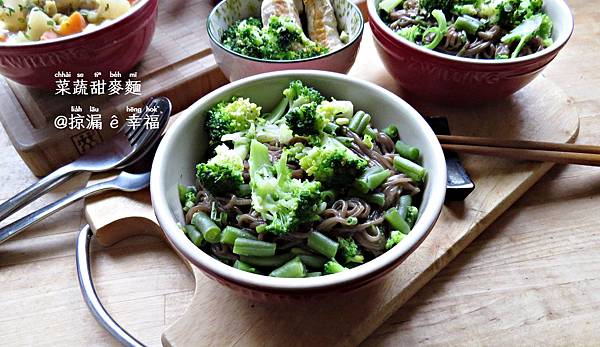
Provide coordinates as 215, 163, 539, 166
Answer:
0, 171, 151, 244
0, 97, 171, 222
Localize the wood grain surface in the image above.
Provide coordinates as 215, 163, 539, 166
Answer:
0, 1, 598, 346
84, 28, 577, 347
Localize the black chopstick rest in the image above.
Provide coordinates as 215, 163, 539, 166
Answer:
425, 117, 475, 202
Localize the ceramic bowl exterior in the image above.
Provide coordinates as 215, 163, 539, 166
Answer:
0, 0, 157, 89
367, 0, 574, 103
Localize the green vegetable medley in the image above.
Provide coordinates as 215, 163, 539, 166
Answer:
378, 0, 554, 59
221, 16, 328, 60
178, 80, 427, 278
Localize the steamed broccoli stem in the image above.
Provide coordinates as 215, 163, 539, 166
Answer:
393, 156, 427, 182
220, 226, 257, 245
454, 15, 481, 35
233, 260, 260, 274
233, 238, 276, 257
266, 97, 288, 123
299, 254, 328, 269
324, 259, 348, 274
384, 208, 411, 234
395, 140, 420, 162
354, 166, 392, 194
324, 122, 339, 135
306, 272, 322, 277
307, 231, 339, 258
383, 125, 399, 140
406, 206, 419, 228
348, 111, 372, 135
269, 257, 307, 278
239, 253, 295, 267
191, 212, 221, 243
501, 14, 545, 58
386, 230, 406, 250
184, 225, 203, 247
378, 0, 403, 14
423, 10, 447, 50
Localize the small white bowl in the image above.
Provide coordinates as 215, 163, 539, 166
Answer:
151, 70, 447, 298
207, 0, 365, 81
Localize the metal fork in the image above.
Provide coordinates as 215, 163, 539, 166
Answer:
0, 172, 151, 244
0, 97, 171, 221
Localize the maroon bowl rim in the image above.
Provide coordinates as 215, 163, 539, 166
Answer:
367, 0, 575, 66
0, 0, 153, 48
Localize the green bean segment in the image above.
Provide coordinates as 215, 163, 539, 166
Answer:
307, 231, 339, 258
393, 156, 427, 182
233, 238, 276, 257
269, 257, 307, 278
394, 140, 420, 162
221, 226, 257, 245
192, 212, 221, 244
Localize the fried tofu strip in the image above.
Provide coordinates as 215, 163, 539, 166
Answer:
303, 0, 343, 50
261, 0, 302, 28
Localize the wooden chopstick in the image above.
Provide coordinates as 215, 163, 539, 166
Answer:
438, 135, 600, 166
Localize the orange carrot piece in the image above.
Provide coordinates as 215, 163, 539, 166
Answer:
40, 30, 59, 41
58, 12, 87, 36
0, 33, 6, 42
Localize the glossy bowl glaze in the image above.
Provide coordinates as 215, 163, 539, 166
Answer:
207, 0, 364, 81
368, 0, 574, 104
151, 70, 447, 299
0, 0, 157, 89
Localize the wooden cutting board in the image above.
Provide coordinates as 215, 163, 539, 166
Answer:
84, 27, 579, 346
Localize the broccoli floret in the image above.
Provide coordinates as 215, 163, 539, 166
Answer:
299, 135, 368, 188
317, 100, 354, 120
420, 0, 453, 12
283, 80, 325, 109
501, 14, 550, 58
205, 97, 262, 144
196, 144, 246, 195
285, 102, 329, 136
178, 184, 197, 212
324, 259, 347, 274
221, 17, 264, 58
337, 237, 364, 264
378, 0, 403, 14
221, 16, 328, 61
398, 25, 423, 42
249, 140, 322, 235
453, 4, 478, 16
491, 0, 542, 27
385, 230, 406, 250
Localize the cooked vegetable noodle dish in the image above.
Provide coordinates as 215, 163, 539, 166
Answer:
221, 0, 350, 60
0, 0, 138, 43
178, 80, 428, 278
378, 0, 554, 59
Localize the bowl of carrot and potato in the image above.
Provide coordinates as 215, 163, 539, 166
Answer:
0, 0, 157, 88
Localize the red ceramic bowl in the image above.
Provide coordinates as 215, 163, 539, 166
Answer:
367, 0, 574, 104
0, 0, 157, 89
